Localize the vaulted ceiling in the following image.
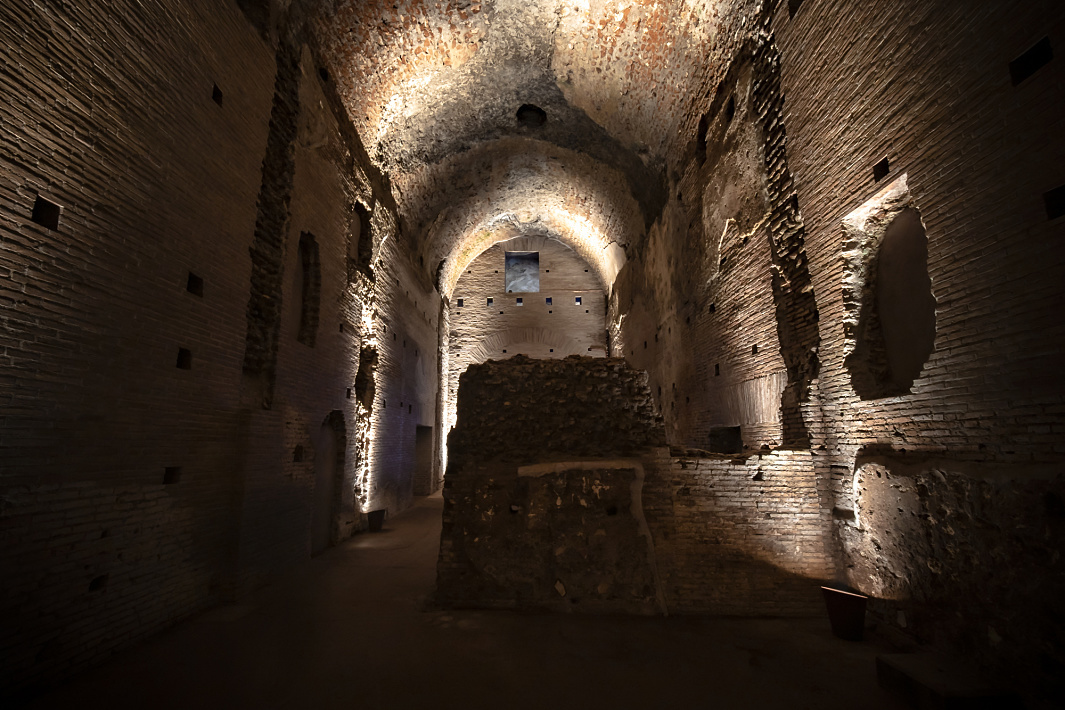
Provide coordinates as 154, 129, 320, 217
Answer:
309, 0, 757, 293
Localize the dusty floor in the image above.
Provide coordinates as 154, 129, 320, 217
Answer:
22, 493, 906, 709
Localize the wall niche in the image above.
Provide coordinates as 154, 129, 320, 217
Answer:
841, 174, 936, 399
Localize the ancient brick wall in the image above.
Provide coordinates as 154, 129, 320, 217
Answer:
445, 237, 607, 444
646, 448, 832, 615
440, 356, 834, 616
772, 0, 1065, 699
0, 0, 440, 695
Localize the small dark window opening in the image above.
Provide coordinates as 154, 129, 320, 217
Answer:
752, 344, 758, 355
457, 298, 464, 307
505, 251, 539, 292
318, 66, 330, 82
186, 272, 204, 296
516, 104, 547, 127
715, 363, 720, 376
873, 157, 890, 182
546, 297, 552, 305
296, 233, 321, 347
709, 303, 716, 313
346, 388, 352, 399
408, 404, 412, 414
487, 297, 493, 306
293, 445, 304, 463
575, 296, 582, 305
1044, 184, 1065, 220
89, 574, 109, 592
176, 348, 192, 370
516, 297, 523, 306
163, 467, 182, 484
31, 195, 61, 230
708, 426, 743, 454
212, 84, 223, 106
1010, 37, 1053, 86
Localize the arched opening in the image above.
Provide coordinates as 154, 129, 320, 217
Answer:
876, 208, 937, 392
311, 413, 344, 555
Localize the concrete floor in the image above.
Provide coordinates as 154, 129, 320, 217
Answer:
24, 493, 907, 710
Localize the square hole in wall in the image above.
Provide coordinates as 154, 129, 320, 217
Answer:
408, 404, 412, 413
346, 388, 352, 399
502, 349, 507, 353
212, 84, 223, 105
186, 272, 204, 296
873, 157, 890, 182
505, 251, 540, 292
549, 348, 554, 352
715, 363, 720, 376
176, 348, 192, 369
487, 297, 493, 306
516, 297, 523, 306
1045, 184, 1065, 220
1010, 37, 1053, 86
575, 296, 582, 305
457, 298, 464, 307
31, 195, 61, 230
545, 297, 552, 305
89, 574, 109, 592
163, 467, 182, 484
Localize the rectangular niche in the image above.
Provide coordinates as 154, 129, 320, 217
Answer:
504, 251, 539, 292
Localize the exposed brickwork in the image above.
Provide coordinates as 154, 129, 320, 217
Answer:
772, 0, 1065, 700
0, 1, 439, 695
647, 449, 832, 615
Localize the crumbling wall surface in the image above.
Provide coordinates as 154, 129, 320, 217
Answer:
447, 356, 666, 467
773, 0, 1065, 702
838, 455, 1065, 701
437, 463, 661, 613
439, 356, 667, 611
646, 449, 832, 615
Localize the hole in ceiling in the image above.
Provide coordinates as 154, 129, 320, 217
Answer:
516, 104, 547, 128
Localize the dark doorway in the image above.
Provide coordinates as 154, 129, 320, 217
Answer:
414, 425, 433, 495
312, 422, 339, 555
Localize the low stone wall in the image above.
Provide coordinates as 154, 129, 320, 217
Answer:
647, 449, 833, 615
438, 356, 835, 615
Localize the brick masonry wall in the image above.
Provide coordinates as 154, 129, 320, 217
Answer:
772, 0, 1065, 700
647, 448, 832, 615
0, 0, 440, 695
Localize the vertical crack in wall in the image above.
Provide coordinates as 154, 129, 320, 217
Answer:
241, 31, 302, 409
750, 20, 820, 448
